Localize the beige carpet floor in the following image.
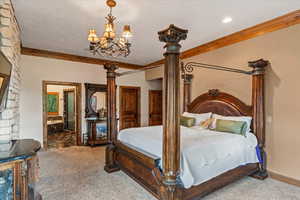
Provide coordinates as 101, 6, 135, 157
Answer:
37, 146, 300, 200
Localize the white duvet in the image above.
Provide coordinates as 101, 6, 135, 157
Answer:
118, 126, 258, 189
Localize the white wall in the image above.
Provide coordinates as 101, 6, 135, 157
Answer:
20, 55, 162, 145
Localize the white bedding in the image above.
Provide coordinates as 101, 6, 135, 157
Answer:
118, 125, 258, 189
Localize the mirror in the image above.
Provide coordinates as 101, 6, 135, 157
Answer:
90, 91, 107, 117
0, 51, 12, 112
85, 83, 107, 118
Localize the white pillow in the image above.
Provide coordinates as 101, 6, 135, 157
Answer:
211, 114, 252, 133
182, 112, 212, 126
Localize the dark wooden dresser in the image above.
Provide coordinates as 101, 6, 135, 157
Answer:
0, 139, 42, 200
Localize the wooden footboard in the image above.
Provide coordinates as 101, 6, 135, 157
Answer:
182, 163, 258, 200
115, 142, 161, 198
115, 142, 260, 200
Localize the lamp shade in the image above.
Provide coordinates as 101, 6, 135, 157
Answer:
88, 29, 99, 42
122, 25, 132, 38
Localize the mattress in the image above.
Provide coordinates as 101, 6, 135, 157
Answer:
118, 125, 258, 189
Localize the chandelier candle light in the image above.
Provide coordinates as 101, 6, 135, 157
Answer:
88, 0, 132, 57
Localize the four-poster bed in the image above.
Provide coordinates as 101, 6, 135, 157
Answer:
103, 24, 269, 200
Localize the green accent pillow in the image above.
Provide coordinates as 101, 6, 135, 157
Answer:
215, 119, 247, 136
180, 116, 196, 127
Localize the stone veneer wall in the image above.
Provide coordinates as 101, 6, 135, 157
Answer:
0, 0, 21, 140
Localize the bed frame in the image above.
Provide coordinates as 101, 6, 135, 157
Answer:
103, 25, 269, 200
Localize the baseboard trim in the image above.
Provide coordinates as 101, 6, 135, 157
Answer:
269, 171, 300, 187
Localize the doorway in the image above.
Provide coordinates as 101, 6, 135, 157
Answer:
119, 86, 141, 130
149, 90, 162, 126
42, 81, 82, 149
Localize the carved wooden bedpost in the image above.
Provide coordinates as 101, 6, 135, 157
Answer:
249, 59, 269, 179
181, 63, 193, 112
157, 24, 188, 200
104, 63, 120, 173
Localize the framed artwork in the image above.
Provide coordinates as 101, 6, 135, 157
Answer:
47, 92, 59, 115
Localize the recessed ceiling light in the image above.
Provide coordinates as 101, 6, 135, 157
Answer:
222, 17, 232, 24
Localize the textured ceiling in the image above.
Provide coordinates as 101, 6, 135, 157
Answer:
12, 0, 300, 65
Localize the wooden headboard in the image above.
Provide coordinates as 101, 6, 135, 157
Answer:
188, 89, 252, 117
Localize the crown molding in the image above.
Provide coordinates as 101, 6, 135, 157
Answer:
146, 10, 300, 67
21, 47, 143, 70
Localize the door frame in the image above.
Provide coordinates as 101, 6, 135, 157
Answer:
42, 81, 82, 149
148, 90, 163, 126
119, 86, 141, 130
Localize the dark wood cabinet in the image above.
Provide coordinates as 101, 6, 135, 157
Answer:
47, 123, 64, 134
86, 118, 108, 146
47, 116, 64, 135
0, 140, 42, 200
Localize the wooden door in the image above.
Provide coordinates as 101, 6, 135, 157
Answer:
119, 86, 141, 130
149, 90, 162, 126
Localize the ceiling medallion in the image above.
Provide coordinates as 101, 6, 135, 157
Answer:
88, 0, 132, 57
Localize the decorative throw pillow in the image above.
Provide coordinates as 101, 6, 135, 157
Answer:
199, 118, 214, 129
182, 112, 212, 126
210, 114, 252, 133
215, 119, 247, 136
180, 116, 196, 127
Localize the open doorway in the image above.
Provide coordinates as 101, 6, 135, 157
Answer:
42, 81, 82, 149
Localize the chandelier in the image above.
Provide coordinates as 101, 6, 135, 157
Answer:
88, 0, 132, 57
